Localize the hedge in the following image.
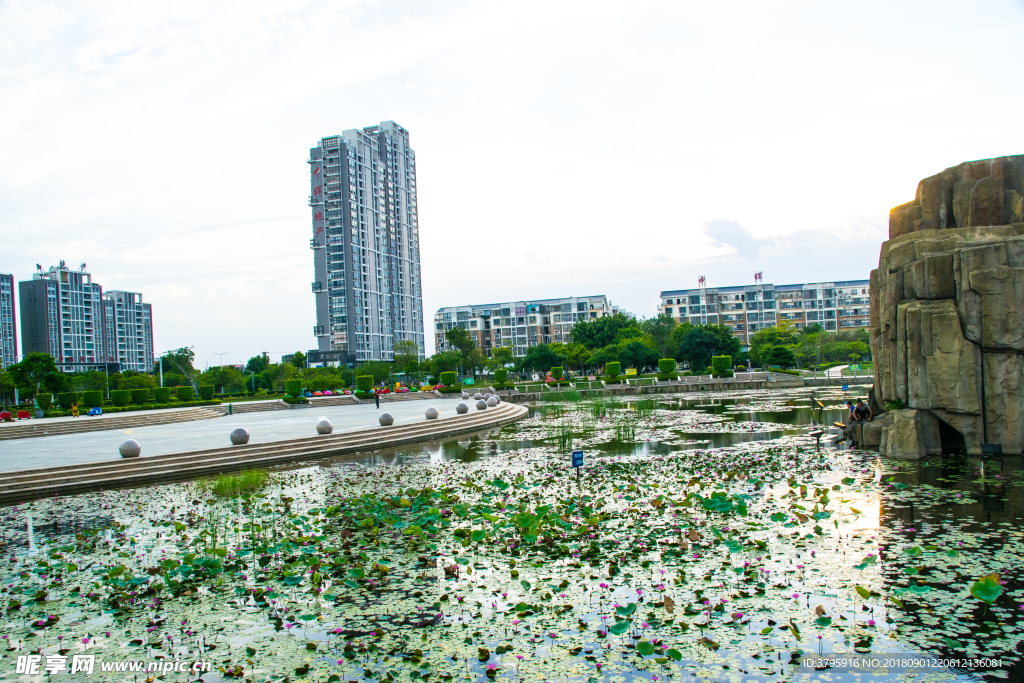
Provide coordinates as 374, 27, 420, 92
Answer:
438, 371, 457, 388
109, 390, 131, 407
199, 385, 215, 400
494, 369, 508, 384
354, 390, 376, 400
283, 396, 310, 404
131, 389, 150, 404
36, 394, 53, 410
44, 399, 222, 417
735, 365, 747, 372
56, 392, 81, 410
153, 387, 171, 403
658, 358, 676, 374
550, 366, 563, 381
82, 390, 105, 408
285, 379, 303, 397
711, 355, 732, 378
605, 362, 620, 378
176, 386, 195, 402
355, 375, 374, 392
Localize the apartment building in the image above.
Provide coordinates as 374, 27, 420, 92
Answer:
435, 296, 634, 358
19, 263, 155, 373
308, 121, 425, 367
0, 273, 16, 369
103, 291, 155, 372
659, 279, 870, 345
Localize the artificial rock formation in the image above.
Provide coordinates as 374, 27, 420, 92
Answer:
871, 155, 1024, 457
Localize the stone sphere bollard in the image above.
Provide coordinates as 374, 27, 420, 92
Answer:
486, 396, 498, 407
230, 428, 250, 445
461, 391, 469, 399
494, 394, 501, 404
119, 439, 141, 458
456, 402, 469, 414
317, 418, 333, 435
379, 412, 394, 426
425, 406, 439, 420
474, 392, 483, 400
476, 399, 487, 410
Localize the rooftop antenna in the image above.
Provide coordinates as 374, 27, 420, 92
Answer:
35, 264, 42, 272
79, 263, 87, 272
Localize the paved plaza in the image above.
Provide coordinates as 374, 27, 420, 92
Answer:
0, 401, 453, 472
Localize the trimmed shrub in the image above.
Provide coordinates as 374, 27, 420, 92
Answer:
110, 390, 131, 407
354, 390, 375, 400
356, 375, 374, 392
735, 365, 747, 372
36, 394, 53, 410
176, 386, 194, 402
285, 379, 303, 397
199, 385, 215, 400
550, 366, 564, 381
658, 358, 676, 374
56, 392, 81, 410
494, 369, 508, 385
605, 362, 621, 378
131, 389, 150, 404
711, 355, 732, 378
438, 371, 457, 388
283, 396, 310, 404
82, 390, 105, 408
153, 387, 171, 403
427, 376, 438, 386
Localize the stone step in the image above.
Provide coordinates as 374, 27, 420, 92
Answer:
0, 407, 225, 441
0, 403, 526, 504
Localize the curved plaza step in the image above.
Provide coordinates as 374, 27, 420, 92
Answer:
0, 407, 225, 441
0, 402, 527, 505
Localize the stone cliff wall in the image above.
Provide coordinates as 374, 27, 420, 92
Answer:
871, 155, 1024, 457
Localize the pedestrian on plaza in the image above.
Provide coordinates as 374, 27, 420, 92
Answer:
374, 389, 380, 409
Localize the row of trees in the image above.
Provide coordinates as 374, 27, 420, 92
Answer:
747, 321, 871, 369
515, 312, 743, 374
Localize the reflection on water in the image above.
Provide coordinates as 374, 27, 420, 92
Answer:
355, 393, 854, 466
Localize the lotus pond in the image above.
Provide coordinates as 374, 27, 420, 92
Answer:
1, 388, 1022, 682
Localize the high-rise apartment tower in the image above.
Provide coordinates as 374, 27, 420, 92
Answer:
308, 121, 424, 366
20, 263, 107, 372
102, 291, 155, 372
0, 273, 16, 369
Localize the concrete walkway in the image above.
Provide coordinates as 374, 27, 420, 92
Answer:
0, 401, 455, 472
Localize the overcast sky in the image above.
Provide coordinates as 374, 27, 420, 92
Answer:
2, 0, 1023, 365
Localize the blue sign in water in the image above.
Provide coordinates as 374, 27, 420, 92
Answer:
571, 450, 584, 468
842, 384, 849, 392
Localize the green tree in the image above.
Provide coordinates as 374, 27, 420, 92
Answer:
587, 344, 619, 370
160, 347, 198, 390
767, 346, 797, 369
290, 351, 307, 369
618, 338, 659, 373
245, 354, 270, 374
487, 346, 514, 371
429, 350, 462, 375
749, 325, 798, 368
0, 370, 16, 406
569, 313, 641, 350
444, 327, 477, 369
679, 327, 729, 374
360, 360, 393, 385
640, 313, 678, 357
8, 352, 65, 394
516, 344, 566, 373
393, 339, 420, 375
